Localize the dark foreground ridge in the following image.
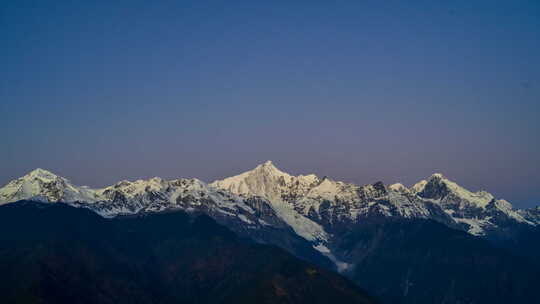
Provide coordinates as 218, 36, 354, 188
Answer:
332, 218, 540, 303
0, 201, 376, 304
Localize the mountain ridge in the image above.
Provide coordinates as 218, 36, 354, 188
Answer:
0, 200, 376, 304
2, 163, 539, 304
1, 162, 538, 270
1, 163, 538, 238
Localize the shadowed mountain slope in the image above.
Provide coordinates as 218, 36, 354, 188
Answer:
335, 218, 540, 304
0, 201, 376, 304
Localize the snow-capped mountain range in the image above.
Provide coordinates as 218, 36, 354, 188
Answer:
1, 161, 538, 271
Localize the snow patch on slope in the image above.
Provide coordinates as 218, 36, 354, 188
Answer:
269, 199, 329, 241
313, 244, 351, 272
454, 217, 491, 236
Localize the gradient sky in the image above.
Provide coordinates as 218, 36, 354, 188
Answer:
1, 1, 539, 207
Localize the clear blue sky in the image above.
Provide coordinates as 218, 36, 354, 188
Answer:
1, 1, 539, 207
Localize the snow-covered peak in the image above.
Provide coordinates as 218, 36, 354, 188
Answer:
100, 177, 168, 198
411, 173, 446, 194
0, 168, 99, 204
411, 180, 427, 194
210, 161, 317, 200
430, 173, 445, 179
415, 173, 494, 208
253, 160, 292, 178
487, 199, 532, 225
211, 162, 329, 243
258, 160, 277, 170
408, 173, 526, 235
389, 183, 408, 193
25, 168, 60, 182
308, 178, 340, 198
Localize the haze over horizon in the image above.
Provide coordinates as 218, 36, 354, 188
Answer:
2, 1, 539, 207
